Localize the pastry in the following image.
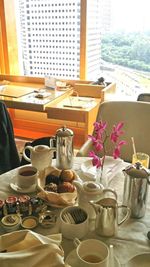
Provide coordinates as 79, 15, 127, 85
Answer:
45, 174, 60, 185
58, 182, 75, 193
50, 168, 62, 177
60, 170, 75, 182
44, 183, 58, 193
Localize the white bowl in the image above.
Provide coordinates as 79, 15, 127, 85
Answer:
60, 206, 89, 240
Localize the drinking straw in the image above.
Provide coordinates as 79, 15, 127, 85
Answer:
131, 137, 137, 155
131, 137, 137, 160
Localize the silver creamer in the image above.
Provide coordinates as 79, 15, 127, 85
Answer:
56, 126, 74, 169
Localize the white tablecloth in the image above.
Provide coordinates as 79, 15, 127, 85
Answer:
0, 157, 150, 266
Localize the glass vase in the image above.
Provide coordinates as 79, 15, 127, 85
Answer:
95, 167, 107, 188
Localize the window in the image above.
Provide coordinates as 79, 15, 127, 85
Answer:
0, 0, 101, 80
0, 0, 149, 98
100, 0, 150, 98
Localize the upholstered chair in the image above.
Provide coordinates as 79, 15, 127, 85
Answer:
77, 101, 150, 164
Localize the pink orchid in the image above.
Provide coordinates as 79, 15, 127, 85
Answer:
113, 140, 126, 159
88, 151, 102, 168
89, 120, 126, 176
110, 122, 124, 143
88, 135, 103, 151
93, 121, 107, 133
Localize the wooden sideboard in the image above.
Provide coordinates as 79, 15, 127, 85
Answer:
0, 75, 116, 148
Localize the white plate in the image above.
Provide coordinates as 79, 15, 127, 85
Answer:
81, 156, 123, 180
65, 249, 121, 267
126, 253, 150, 267
10, 176, 37, 193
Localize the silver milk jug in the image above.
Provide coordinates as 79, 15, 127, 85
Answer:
122, 162, 150, 218
56, 126, 74, 169
90, 190, 130, 237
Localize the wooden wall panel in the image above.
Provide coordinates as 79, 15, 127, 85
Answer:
0, 0, 9, 73
3, 0, 19, 74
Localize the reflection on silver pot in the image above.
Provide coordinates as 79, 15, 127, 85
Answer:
56, 126, 74, 170
122, 162, 150, 218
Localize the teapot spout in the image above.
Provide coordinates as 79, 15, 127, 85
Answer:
73, 180, 83, 193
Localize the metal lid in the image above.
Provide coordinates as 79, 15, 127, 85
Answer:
83, 181, 103, 194
6, 196, 17, 204
124, 162, 149, 178
18, 195, 30, 203
56, 126, 74, 137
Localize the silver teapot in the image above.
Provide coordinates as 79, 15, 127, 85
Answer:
56, 126, 74, 170
122, 162, 150, 218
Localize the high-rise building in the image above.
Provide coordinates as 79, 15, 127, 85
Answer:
100, 0, 112, 35
16, 0, 101, 80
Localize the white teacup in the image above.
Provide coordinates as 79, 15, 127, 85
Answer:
16, 166, 38, 189
60, 206, 89, 240
74, 238, 109, 267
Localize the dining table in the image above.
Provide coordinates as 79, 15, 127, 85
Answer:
0, 156, 150, 267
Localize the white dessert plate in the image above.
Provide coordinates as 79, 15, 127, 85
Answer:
81, 156, 124, 180
65, 249, 121, 267
126, 253, 150, 267
10, 176, 37, 193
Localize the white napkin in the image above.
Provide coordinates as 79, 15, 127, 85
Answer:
81, 156, 124, 182
0, 230, 70, 267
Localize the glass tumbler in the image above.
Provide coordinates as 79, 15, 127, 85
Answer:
132, 152, 149, 168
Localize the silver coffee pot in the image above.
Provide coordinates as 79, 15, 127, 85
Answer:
56, 126, 74, 170
122, 162, 150, 218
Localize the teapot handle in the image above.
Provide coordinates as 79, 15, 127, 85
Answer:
146, 169, 150, 184
73, 238, 81, 248
102, 188, 117, 200
118, 205, 131, 226
22, 146, 33, 162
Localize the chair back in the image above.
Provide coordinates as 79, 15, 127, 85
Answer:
137, 93, 150, 102
96, 101, 150, 163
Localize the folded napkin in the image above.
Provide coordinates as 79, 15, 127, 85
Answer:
81, 156, 124, 183
0, 230, 70, 267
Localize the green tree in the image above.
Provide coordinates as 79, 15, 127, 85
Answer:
101, 32, 150, 72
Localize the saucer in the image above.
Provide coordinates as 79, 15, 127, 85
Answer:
65, 249, 121, 267
126, 253, 150, 267
10, 176, 37, 193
